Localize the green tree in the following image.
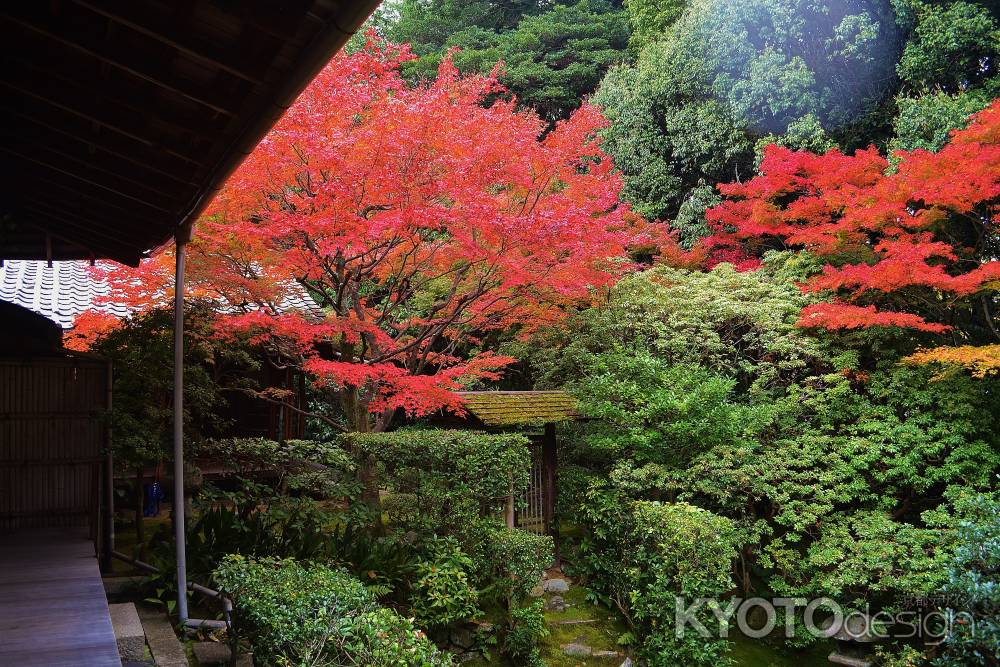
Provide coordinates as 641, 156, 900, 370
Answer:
896, 1, 1000, 92
623, 0, 686, 51
889, 1, 1000, 153
396, 0, 630, 121
526, 260, 825, 397
492, 0, 630, 121
891, 85, 998, 152
933, 493, 1000, 666
388, 0, 540, 55
91, 307, 255, 551
594, 0, 903, 224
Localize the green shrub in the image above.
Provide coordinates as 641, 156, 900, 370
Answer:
467, 521, 553, 605
501, 600, 549, 667
338, 607, 456, 666
410, 537, 481, 628
214, 555, 452, 666
347, 429, 531, 536
577, 492, 741, 667
630, 502, 740, 667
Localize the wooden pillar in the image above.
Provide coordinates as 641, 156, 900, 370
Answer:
542, 422, 559, 560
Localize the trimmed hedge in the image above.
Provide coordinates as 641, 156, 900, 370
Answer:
214, 555, 452, 666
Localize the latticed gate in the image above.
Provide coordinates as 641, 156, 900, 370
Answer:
517, 442, 546, 533
514, 425, 557, 536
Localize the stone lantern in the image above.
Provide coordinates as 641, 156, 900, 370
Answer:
822, 612, 876, 667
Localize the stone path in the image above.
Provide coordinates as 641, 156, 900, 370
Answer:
537, 571, 630, 664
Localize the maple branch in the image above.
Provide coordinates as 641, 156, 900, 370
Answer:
983, 295, 1000, 341
229, 387, 348, 433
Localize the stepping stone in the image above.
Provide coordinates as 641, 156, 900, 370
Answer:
110, 602, 146, 663
546, 594, 568, 611
543, 578, 570, 593
563, 642, 592, 656
551, 619, 597, 625
594, 650, 622, 658
192, 641, 232, 665
137, 604, 189, 667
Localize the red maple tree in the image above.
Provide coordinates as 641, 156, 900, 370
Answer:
89, 36, 647, 432
706, 101, 1000, 344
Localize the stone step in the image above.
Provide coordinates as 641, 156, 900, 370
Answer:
192, 641, 230, 665
110, 602, 145, 663
136, 603, 188, 667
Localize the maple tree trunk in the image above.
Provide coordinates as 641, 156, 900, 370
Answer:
340, 384, 381, 525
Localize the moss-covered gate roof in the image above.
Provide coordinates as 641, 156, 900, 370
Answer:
455, 390, 579, 426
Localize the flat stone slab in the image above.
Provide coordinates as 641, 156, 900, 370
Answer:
546, 594, 568, 611
551, 619, 597, 625
562, 643, 592, 656
110, 603, 146, 662
137, 604, 188, 667
192, 641, 231, 665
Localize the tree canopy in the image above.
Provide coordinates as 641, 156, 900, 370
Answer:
93, 36, 646, 433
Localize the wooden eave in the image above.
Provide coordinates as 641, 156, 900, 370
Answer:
0, 0, 381, 266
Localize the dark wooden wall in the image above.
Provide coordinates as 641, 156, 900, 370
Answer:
0, 355, 108, 533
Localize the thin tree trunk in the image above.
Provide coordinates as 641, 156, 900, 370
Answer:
134, 467, 145, 560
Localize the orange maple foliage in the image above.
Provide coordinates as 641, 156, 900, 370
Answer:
904, 344, 1000, 378
64, 310, 121, 352
91, 36, 649, 430
707, 101, 1000, 337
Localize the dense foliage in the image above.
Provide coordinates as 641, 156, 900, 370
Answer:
526, 255, 1000, 660
214, 555, 452, 666
707, 100, 1000, 381
932, 493, 1000, 666
577, 491, 741, 665
387, 0, 630, 121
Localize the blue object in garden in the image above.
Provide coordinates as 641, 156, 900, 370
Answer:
143, 481, 164, 517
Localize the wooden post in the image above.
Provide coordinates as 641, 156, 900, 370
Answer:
100, 361, 114, 573
505, 481, 515, 529
542, 422, 559, 561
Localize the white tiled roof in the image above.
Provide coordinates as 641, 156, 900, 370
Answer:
0, 260, 129, 330
0, 260, 324, 330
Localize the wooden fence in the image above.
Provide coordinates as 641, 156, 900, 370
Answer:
0, 354, 109, 536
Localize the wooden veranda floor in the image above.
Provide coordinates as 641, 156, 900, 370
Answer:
0, 528, 120, 666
